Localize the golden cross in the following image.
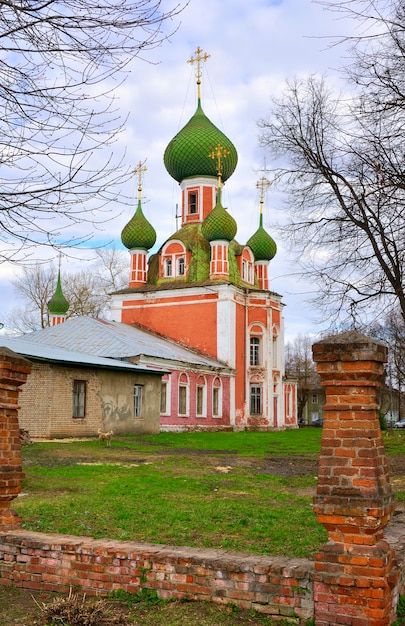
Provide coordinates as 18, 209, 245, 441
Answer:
188, 46, 210, 98
256, 176, 271, 212
209, 143, 230, 187
133, 159, 147, 200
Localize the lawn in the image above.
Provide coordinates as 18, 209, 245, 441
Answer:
13, 428, 405, 558
4, 428, 405, 625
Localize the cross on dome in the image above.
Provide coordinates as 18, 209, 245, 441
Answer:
133, 159, 147, 200
256, 176, 271, 213
188, 46, 210, 99
209, 143, 230, 187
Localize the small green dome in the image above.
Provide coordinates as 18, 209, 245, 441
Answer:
247, 214, 277, 261
121, 200, 157, 251
163, 100, 238, 183
201, 188, 237, 242
48, 270, 69, 315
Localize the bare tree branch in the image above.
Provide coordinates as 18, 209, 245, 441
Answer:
0, 0, 187, 263
259, 0, 405, 326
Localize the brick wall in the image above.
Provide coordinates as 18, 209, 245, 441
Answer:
0, 530, 314, 621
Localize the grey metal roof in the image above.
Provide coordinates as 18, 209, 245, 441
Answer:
10, 316, 229, 370
0, 335, 164, 375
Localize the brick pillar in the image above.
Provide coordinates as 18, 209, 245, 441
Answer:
312, 331, 399, 626
0, 348, 31, 530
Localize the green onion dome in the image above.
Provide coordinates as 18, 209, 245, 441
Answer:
246, 214, 277, 261
201, 188, 237, 242
163, 100, 238, 183
48, 270, 69, 315
121, 200, 157, 251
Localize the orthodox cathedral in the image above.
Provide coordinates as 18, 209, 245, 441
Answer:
110, 48, 297, 431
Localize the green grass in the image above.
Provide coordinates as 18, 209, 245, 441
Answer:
14, 429, 405, 559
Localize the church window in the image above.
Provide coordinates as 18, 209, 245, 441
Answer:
161, 241, 187, 279
188, 192, 198, 214
165, 258, 172, 277
241, 248, 255, 285
178, 257, 185, 275
134, 385, 143, 417
73, 380, 86, 418
250, 336, 261, 366
250, 385, 262, 415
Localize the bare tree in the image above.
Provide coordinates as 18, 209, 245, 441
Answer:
371, 308, 405, 423
259, 0, 405, 327
6, 248, 128, 331
0, 0, 185, 264
285, 334, 319, 422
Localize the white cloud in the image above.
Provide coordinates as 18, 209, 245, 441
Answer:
0, 0, 355, 338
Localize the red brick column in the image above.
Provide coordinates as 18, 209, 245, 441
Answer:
0, 348, 31, 530
312, 331, 399, 626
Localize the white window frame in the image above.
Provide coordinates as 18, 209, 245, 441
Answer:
250, 385, 262, 416
134, 384, 143, 418
196, 383, 207, 418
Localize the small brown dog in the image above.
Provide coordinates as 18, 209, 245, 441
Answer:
97, 428, 114, 446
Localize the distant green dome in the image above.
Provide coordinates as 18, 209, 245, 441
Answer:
201, 188, 237, 242
247, 214, 277, 261
121, 200, 157, 251
48, 271, 69, 315
163, 100, 238, 183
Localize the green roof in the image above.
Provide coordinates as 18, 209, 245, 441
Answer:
121, 200, 157, 251
48, 270, 69, 315
201, 188, 237, 242
247, 214, 277, 261
163, 100, 238, 183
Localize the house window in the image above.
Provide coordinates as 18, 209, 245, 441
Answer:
312, 394, 318, 404
73, 380, 86, 418
160, 380, 168, 414
165, 258, 172, 277
196, 377, 207, 417
178, 257, 185, 276
188, 192, 198, 214
250, 336, 261, 366
134, 385, 143, 417
250, 385, 262, 415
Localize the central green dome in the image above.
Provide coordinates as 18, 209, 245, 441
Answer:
163, 100, 238, 183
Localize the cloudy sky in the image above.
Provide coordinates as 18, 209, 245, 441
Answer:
0, 0, 354, 340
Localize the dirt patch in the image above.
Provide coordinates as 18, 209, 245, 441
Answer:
0, 586, 285, 626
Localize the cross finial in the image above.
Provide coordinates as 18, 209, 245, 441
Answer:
209, 143, 230, 188
188, 46, 210, 100
133, 159, 147, 200
256, 176, 271, 213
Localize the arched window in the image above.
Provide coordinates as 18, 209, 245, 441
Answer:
196, 375, 207, 417
212, 377, 222, 418
161, 241, 187, 279
178, 373, 189, 417
249, 324, 264, 366
241, 248, 255, 285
